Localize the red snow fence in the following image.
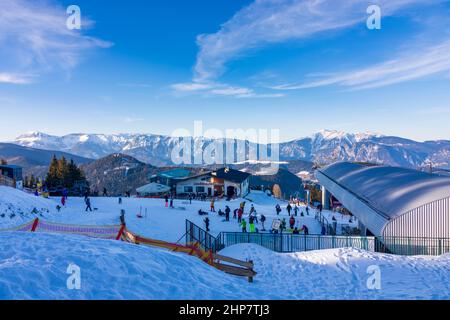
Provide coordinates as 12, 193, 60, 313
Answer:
0, 218, 124, 240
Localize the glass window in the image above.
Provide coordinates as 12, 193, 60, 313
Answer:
196, 186, 205, 193
184, 186, 193, 193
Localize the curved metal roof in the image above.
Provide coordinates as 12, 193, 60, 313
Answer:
319, 162, 450, 219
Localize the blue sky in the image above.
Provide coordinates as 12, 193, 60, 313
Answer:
0, 0, 449, 142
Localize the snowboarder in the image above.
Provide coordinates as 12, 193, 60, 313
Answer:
204, 217, 210, 232
240, 219, 247, 233
289, 216, 295, 230
260, 214, 266, 231
85, 197, 93, 212
225, 206, 231, 221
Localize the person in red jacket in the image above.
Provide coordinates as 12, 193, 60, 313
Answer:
289, 215, 295, 230
237, 208, 243, 223
61, 196, 66, 207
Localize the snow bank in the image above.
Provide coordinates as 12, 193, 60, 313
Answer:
0, 186, 57, 229
220, 244, 450, 300
0, 232, 254, 300
245, 190, 284, 206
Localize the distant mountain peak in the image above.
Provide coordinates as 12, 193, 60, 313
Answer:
8, 130, 450, 170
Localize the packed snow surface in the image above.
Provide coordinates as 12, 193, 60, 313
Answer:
0, 232, 254, 300
220, 244, 450, 300
1, 233, 449, 300
1, 187, 450, 300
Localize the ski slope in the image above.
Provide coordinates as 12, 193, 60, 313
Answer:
1, 186, 450, 300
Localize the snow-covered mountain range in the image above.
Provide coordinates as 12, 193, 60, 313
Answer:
12, 130, 450, 169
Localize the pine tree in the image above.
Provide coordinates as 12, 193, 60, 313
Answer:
45, 155, 60, 188
45, 156, 88, 191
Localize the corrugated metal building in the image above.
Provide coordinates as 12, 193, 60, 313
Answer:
316, 162, 450, 240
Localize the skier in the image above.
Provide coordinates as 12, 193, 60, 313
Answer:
233, 208, 238, 219
240, 219, 247, 233
260, 214, 266, 231
225, 206, 231, 222
294, 205, 299, 217
63, 188, 68, 200
118, 197, 122, 205
287, 203, 292, 216
249, 216, 256, 233
237, 208, 243, 223
240, 201, 246, 214
85, 197, 93, 212
103, 187, 108, 197
281, 218, 286, 232
321, 225, 327, 235
306, 206, 310, 215
61, 196, 66, 207
275, 204, 282, 215
210, 199, 215, 212
188, 194, 192, 204
164, 194, 169, 207
204, 217, 210, 232
249, 204, 255, 215
289, 215, 295, 230
170, 197, 174, 208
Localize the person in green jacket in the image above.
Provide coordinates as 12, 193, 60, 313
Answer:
241, 219, 247, 233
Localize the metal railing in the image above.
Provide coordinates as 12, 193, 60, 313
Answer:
185, 220, 450, 256
376, 236, 450, 256
218, 232, 375, 253
185, 220, 223, 253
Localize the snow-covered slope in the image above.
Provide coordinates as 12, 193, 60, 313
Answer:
220, 244, 450, 300
1, 233, 449, 300
0, 186, 57, 228
13, 130, 450, 169
0, 232, 255, 300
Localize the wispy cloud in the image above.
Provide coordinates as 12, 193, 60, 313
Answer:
272, 39, 450, 90
193, 0, 436, 83
0, 73, 36, 84
0, 0, 112, 83
171, 82, 284, 98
